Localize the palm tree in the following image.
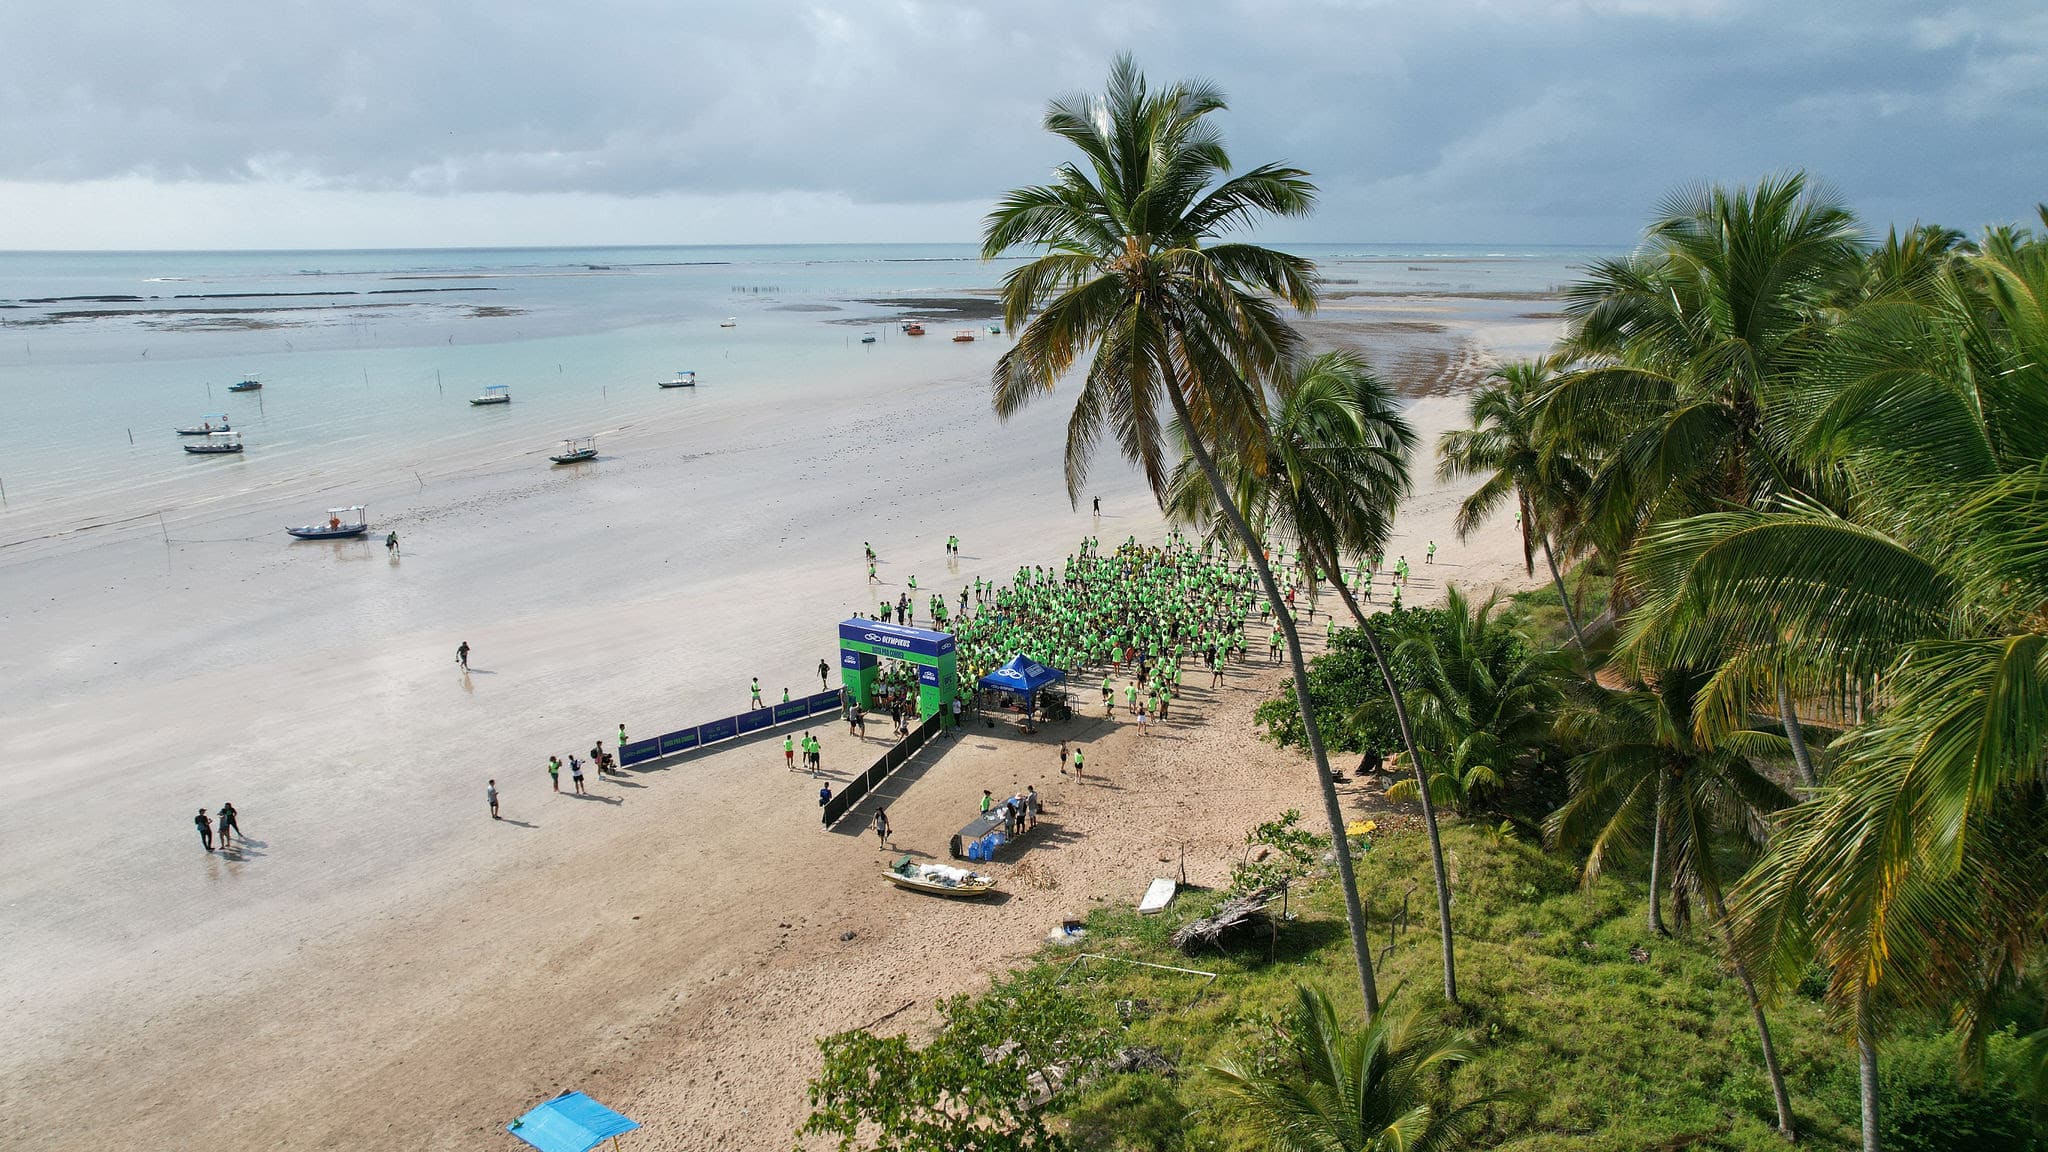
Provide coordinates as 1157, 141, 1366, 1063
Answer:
1546, 666, 1799, 1138
1628, 229, 2048, 1152
980, 57, 1386, 1016
1161, 351, 1465, 1008
1436, 356, 1594, 650
1210, 985, 1510, 1152
1384, 586, 1564, 819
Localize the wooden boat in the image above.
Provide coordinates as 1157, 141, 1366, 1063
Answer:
719, 317, 737, 328
226, 377, 262, 393
657, 370, 697, 388
175, 414, 230, 436
884, 856, 996, 898
183, 431, 243, 455
287, 504, 369, 540
904, 323, 925, 336
952, 329, 975, 343
470, 384, 511, 406
549, 436, 598, 464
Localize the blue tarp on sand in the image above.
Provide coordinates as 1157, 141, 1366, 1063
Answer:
507, 1091, 640, 1152
979, 655, 1066, 698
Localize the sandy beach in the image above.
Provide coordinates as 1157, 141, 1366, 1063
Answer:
0, 283, 1559, 1149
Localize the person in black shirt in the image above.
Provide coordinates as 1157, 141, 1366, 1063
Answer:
194, 809, 214, 851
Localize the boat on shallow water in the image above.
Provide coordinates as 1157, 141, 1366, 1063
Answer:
227, 377, 262, 393
987, 323, 1002, 335
183, 431, 243, 455
549, 436, 598, 464
657, 370, 696, 388
884, 856, 997, 898
287, 504, 369, 540
952, 329, 976, 343
175, 414, 230, 436
470, 384, 511, 406
904, 322, 925, 336
719, 317, 737, 328
860, 332, 877, 344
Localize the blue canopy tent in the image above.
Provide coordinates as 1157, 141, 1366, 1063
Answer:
507, 1091, 640, 1152
978, 655, 1067, 713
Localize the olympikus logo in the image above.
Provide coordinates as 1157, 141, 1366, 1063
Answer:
863, 633, 912, 649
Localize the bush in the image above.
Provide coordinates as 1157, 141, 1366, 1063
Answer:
1255, 606, 1462, 756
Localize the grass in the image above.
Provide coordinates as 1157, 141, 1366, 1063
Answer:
1037, 820, 1878, 1151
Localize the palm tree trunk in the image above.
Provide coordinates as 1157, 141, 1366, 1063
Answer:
1540, 533, 1588, 652
1858, 996, 1881, 1152
1705, 889, 1796, 1140
1308, 535, 1459, 1006
1647, 771, 1667, 936
1161, 386, 1381, 1019
1777, 680, 1817, 788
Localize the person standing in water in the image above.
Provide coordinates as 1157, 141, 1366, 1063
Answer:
385, 531, 399, 555
217, 802, 239, 848
456, 641, 470, 671
194, 808, 214, 851
1092, 496, 1100, 515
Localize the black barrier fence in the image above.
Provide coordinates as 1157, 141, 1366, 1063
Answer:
619, 688, 845, 766
822, 711, 943, 827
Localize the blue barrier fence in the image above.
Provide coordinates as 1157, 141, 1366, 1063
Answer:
620, 688, 844, 766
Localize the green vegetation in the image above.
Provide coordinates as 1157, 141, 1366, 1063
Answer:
800, 56, 2048, 1152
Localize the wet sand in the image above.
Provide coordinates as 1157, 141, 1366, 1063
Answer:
0, 308, 1558, 1149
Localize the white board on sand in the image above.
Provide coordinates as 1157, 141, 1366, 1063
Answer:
1139, 877, 1177, 915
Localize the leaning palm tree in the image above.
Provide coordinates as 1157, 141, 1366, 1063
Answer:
1546, 666, 1798, 1138
1437, 355, 1595, 650
1210, 985, 1510, 1152
1634, 231, 2048, 1152
1162, 350, 1464, 1007
981, 57, 1386, 1015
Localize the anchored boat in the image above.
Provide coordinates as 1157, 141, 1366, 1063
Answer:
904, 322, 925, 336
952, 329, 976, 343
657, 370, 697, 388
183, 430, 243, 455
226, 377, 262, 393
860, 332, 877, 344
719, 317, 737, 328
470, 384, 511, 406
883, 856, 997, 898
549, 436, 598, 464
175, 414, 230, 436
287, 505, 369, 540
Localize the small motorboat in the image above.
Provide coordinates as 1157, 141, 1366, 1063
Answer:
884, 855, 997, 898
470, 384, 511, 406
549, 435, 598, 465
719, 317, 737, 328
952, 329, 976, 343
226, 377, 262, 393
987, 323, 1002, 335
904, 323, 926, 336
287, 504, 369, 540
860, 333, 877, 344
183, 431, 243, 455
657, 370, 697, 388
175, 414, 231, 436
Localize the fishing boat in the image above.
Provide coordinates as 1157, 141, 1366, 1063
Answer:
904, 322, 926, 336
470, 384, 511, 406
286, 505, 369, 540
549, 436, 598, 464
952, 329, 976, 343
883, 856, 997, 898
657, 370, 697, 388
226, 377, 262, 393
860, 332, 877, 344
182, 431, 243, 455
719, 317, 737, 328
175, 414, 230, 436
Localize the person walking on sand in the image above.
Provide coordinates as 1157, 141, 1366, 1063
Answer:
783, 686, 791, 705
750, 677, 763, 710
548, 756, 561, 792
1060, 740, 1070, 775
194, 808, 214, 851
818, 659, 830, 691
456, 641, 470, 671
569, 757, 586, 795
873, 806, 892, 849
818, 781, 832, 810
617, 723, 627, 752
487, 780, 500, 819
216, 803, 237, 849
784, 734, 796, 771
1426, 540, 1436, 565
1072, 747, 1084, 780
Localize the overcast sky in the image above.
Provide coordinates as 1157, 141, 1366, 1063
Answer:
0, 1, 2040, 250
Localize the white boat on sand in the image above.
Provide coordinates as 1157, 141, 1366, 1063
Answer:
884, 856, 996, 898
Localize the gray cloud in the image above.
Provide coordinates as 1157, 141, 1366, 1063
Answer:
0, 0, 2040, 243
